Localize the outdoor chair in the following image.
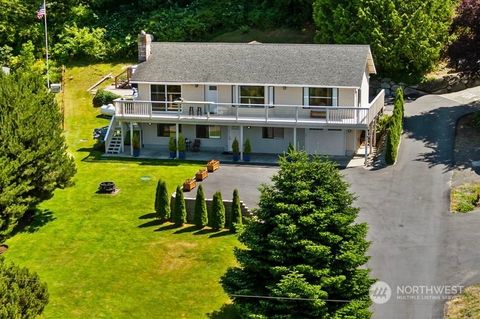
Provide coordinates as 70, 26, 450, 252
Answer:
192, 139, 201, 152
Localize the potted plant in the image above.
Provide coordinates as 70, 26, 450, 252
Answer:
168, 137, 176, 159
183, 178, 197, 191
132, 131, 141, 157
178, 134, 186, 159
232, 138, 240, 162
243, 138, 251, 162
207, 160, 220, 172
195, 169, 208, 181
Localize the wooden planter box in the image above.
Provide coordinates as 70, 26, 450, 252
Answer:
195, 169, 208, 181
183, 179, 197, 192
207, 160, 220, 172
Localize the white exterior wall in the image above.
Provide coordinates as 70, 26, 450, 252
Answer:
360, 68, 370, 107
137, 83, 151, 100
339, 88, 356, 107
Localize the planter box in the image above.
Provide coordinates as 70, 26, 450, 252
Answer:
207, 160, 220, 172
183, 179, 197, 192
195, 169, 208, 181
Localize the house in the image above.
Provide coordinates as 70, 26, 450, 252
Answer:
104, 32, 384, 163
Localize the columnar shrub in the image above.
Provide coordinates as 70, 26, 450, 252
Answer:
385, 87, 405, 164
194, 184, 208, 228
211, 192, 225, 231
230, 189, 243, 232
221, 151, 374, 318
172, 186, 187, 226
0, 257, 49, 318
154, 180, 170, 221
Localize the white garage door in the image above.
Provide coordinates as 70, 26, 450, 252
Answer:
305, 129, 345, 156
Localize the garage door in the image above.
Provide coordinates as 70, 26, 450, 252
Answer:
305, 129, 345, 156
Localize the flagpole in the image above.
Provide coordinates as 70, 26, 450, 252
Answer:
43, 0, 50, 88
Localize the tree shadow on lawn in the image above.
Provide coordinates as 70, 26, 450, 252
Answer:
139, 212, 157, 219
207, 304, 240, 319
11, 209, 56, 236
138, 219, 163, 228
174, 225, 199, 234
209, 230, 234, 238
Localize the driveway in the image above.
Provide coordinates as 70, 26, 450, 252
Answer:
343, 92, 480, 319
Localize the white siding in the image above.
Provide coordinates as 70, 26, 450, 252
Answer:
360, 69, 370, 107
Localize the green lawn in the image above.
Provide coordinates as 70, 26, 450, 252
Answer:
4, 62, 239, 318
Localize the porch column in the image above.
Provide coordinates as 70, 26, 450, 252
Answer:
120, 122, 125, 153
175, 123, 179, 159
130, 122, 134, 156
293, 127, 297, 150
240, 125, 244, 161
373, 120, 377, 147
364, 129, 368, 165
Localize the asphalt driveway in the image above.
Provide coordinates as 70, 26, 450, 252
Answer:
344, 92, 480, 319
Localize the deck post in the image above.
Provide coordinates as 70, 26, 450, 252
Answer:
120, 122, 124, 153
130, 122, 133, 156
364, 129, 368, 165
240, 125, 244, 161
176, 123, 179, 159
293, 127, 297, 150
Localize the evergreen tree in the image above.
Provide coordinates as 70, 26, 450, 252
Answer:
0, 71, 76, 239
154, 179, 170, 221
172, 186, 186, 226
230, 189, 243, 233
211, 192, 225, 231
0, 256, 49, 318
193, 184, 208, 228
222, 151, 374, 318
313, 0, 457, 78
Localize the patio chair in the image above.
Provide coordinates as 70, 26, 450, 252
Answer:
192, 139, 201, 152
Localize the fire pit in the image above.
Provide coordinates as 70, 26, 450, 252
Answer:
98, 181, 117, 194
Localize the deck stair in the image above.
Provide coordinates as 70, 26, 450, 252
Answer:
106, 131, 122, 154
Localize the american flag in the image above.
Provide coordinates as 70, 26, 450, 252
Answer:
36, 3, 46, 19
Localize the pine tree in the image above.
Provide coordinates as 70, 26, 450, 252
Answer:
194, 184, 208, 228
172, 186, 187, 226
211, 192, 225, 231
0, 71, 76, 239
0, 256, 49, 318
222, 151, 374, 318
230, 189, 243, 233
154, 180, 170, 221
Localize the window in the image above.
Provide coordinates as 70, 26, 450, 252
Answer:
151, 85, 181, 112
239, 86, 265, 107
157, 124, 181, 137
262, 127, 284, 139
304, 88, 338, 107
196, 125, 221, 139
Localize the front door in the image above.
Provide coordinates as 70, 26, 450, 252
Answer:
228, 126, 241, 152
206, 85, 218, 114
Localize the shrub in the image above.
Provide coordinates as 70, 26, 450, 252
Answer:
232, 138, 239, 155
243, 139, 251, 154
194, 184, 208, 228
168, 137, 176, 152
93, 89, 121, 108
154, 180, 170, 221
451, 183, 480, 213
230, 189, 243, 233
385, 87, 404, 165
53, 24, 108, 62
211, 192, 225, 230
173, 186, 187, 226
0, 257, 49, 318
178, 134, 186, 152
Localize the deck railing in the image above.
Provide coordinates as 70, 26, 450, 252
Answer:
114, 90, 384, 126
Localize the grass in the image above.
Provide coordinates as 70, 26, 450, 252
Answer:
451, 183, 480, 213
4, 62, 240, 318
211, 27, 315, 43
445, 285, 480, 319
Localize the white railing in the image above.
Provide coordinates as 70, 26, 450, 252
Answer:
114, 96, 384, 126
367, 90, 385, 124
103, 115, 117, 152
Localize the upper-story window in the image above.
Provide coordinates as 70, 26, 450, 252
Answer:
151, 85, 181, 112
304, 88, 338, 107
239, 86, 265, 107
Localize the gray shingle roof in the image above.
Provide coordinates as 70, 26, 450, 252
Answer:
131, 42, 375, 88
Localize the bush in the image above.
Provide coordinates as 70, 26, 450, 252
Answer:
211, 192, 225, 231
194, 184, 208, 228
451, 183, 480, 213
173, 186, 187, 226
168, 137, 176, 152
154, 180, 170, 221
230, 189, 242, 233
178, 134, 186, 152
232, 138, 239, 155
93, 89, 121, 108
0, 257, 49, 318
385, 87, 404, 165
243, 139, 251, 154
53, 24, 108, 62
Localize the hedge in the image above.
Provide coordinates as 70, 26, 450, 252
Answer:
92, 89, 121, 107
385, 87, 404, 165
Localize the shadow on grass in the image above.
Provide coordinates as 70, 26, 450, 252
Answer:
138, 219, 163, 228
207, 304, 240, 319
155, 223, 179, 232
139, 212, 157, 220
174, 225, 199, 234
209, 230, 234, 238
11, 209, 56, 236
193, 228, 217, 236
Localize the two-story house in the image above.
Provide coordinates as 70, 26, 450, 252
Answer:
104, 32, 384, 164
